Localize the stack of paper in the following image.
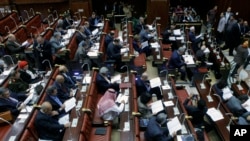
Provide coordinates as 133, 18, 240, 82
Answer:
149, 77, 162, 88
206, 107, 224, 121
82, 76, 91, 84
58, 114, 70, 124
150, 100, 164, 115
64, 97, 76, 112
163, 101, 174, 107
173, 29, 181, 36
92, 28, 99, 35
222, 87, 233, 100
121, 48, 129, 54
111, 74, 121, 83
116, 94, 129, 104
182, 55, 195, 66
242, 98, 250, 111
167, 116, 182, 136
150, 42, 160, 48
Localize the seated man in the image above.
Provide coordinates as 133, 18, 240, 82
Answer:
35, 101, 70, 141
45, 85, 66, 118
58, 65, 77, 89
105, 30, 115, 48
73, 41, 92, 68
213, 80, 248, 116
96, 66, 119, 94
88, 12, 102, 31
132, 34, 152, 57
144, 113, 175, 141
0, 87, 24, 118
135, 72, 162, 99
106, 38, 127, 72
97, 88, 125, 121
238, 111, 250, 125
167, 46, 187, 81
137, 92, 153, 118
53, 75, 73, 102
139, 25, 154, 43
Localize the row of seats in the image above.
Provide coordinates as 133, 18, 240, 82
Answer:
0, 11, 20, 37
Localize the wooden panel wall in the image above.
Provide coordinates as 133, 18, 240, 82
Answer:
147, 0, 169, 29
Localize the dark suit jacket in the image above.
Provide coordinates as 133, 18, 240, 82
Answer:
88, 17, 101, 31
53, 81, 70, 102
96, 73, 119, 94
62, 18, 73, 30
76, 31, 88, 45
59, 72, 77, 89
168, 50, 185, 69
144, 116, 173, 141
45, 95, 66, 116
0, 97, 19, 117
5, 40, 24, 55
135, 76, 149, 96
188, 31, 201, 53
35, 110, 65, 141
104, 34, 114, 48
106, 42, 122, 61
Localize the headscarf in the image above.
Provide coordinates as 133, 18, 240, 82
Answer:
98, 88, 117, 116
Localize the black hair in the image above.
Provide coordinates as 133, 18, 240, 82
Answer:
197, 99, 206, 110
140, 92, 152, 104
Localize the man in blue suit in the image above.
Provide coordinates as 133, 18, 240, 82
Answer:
167, 46, 187, 81
188, 26, 202, 53
53, 75, 73, 102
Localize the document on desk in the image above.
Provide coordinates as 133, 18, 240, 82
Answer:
22, 40, 29, 46
141, 41, 149, 49
150, 42, 160, 48
111, 74, 121, 83
222, 87, 233, 100
167, 116, 182, 136
242, 98, 250, 111
58, 114, 69, 125
173, 29, 181, 36
162, 84, 171, 90
169, 36, 176, 41
163, 101, 174, 107
92, 28, 99, 36
182, 55, 195, 66
64, 97, 76, 112
150, 100, 164, 115
149, 77, 162, 88
87, 51, 99, 58
116, 94, 129, 104
206, 107, 224, 121
120, 48, 129, 54
82, 76, 91, 84
96, 22, 104, 27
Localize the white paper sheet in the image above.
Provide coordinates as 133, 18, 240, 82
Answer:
167, 116, 182, 136
64, 97, 76, 112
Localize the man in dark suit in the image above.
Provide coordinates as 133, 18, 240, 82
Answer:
188, 26, 202, 53
167, 47, 187, 81
33, 35, 53, 71
62, 13, 73, 30
45, 86, 66, 117
53, 75, 73, 102
144, 113, 175, 141
104, 30, 115, 48
139, 25, 154, 43
88, 12, 101, 31
134, 16, 146, 35
96, 66, 119, 94
76, 26, 89, 45
0, 87, 24, 118
106, 38, 127, 72
35, 101, 70, 141
58, 65, 77, 89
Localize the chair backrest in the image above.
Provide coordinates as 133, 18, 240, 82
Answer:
0, 110, 13, 124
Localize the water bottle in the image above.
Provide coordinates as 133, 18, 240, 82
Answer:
152, 94, 157, 102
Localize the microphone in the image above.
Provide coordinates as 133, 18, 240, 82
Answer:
0, 117, 12, 126
24, 10, 30, 19
31, 26, 40, 35
81, 63, 90, 75
173, 96, 180, 115
19, 16, 24, 24
43, 18, 51, 27
225, 113, 238, 130
48, 14, 55, 23
120, 65, 129, 82
53, 10, 58, 19
207, 84, 214, 102
3, 55, 15, 66
9, 15, 18, 30
200, 74, 209, 89
5, 26, 10, 34
213, 94, 222, 110
42, 59, 52, 71
30, 8, 35, 17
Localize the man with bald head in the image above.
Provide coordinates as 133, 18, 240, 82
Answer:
35, 101, 70, 141
53, 74, 73, 102
33, 35, 53, 71
135, 72, 162, 99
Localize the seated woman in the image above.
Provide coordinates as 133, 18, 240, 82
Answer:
18, 61, 41, 84
97, 88, 125, 121
8, 70, 29, 101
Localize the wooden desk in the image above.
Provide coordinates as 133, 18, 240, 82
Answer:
231, 82, 249, 97
195, 79, 230, 141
